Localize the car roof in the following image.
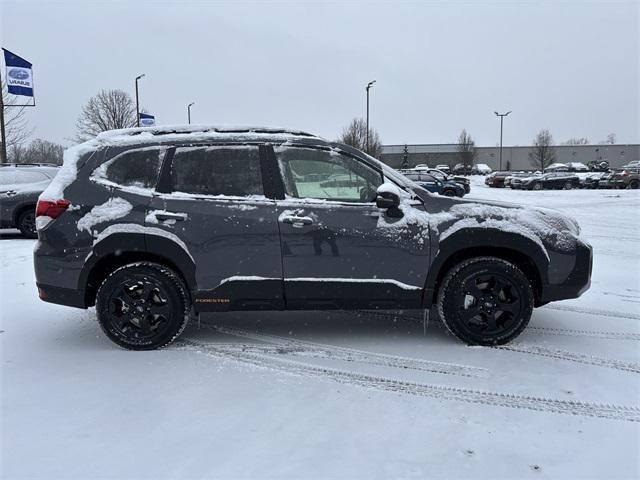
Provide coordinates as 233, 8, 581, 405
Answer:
95, 124, 322, 147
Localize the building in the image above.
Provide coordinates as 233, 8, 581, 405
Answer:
380, 143, 640, 171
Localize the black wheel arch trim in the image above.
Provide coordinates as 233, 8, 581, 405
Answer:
422, 228, 549, 307
79, 232, 197, 307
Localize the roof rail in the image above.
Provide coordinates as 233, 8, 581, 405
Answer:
97, 124, 319, 140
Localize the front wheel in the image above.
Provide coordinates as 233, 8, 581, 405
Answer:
96, 262, 191, 350
563, 181, 573, 190
437, 257, 534, 345
532, 183, 542, 190
442, 189, 456, 197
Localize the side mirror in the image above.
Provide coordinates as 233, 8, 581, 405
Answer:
375, 183, 403, 218
376, 183, 401, 209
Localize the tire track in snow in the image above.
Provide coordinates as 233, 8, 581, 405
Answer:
354, 310, 640, 341
195, 325, 488, 378
527, 326, 640, 341
541, 304, 640, 321
176, 338, 640, 423
495, 344, 640, 374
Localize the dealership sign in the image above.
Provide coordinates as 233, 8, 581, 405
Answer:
2, 49, 34, 98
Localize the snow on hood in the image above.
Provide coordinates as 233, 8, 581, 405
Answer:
428, 201, 581, 257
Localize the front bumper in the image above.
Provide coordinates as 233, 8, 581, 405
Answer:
540, 241, 593, 304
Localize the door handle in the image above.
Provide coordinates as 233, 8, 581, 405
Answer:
4, 190, 17, 196
280, 215, 313, 227
155, 212, 187, 222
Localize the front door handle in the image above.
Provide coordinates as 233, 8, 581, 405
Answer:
155, 212, 187, 222
280, 215, 313, 227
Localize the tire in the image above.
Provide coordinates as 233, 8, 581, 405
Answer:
563, 182, 572, 190
532, 183, 542, 191
96, 262, 191, 350
442, 189, 456, 197
17, 209, 37, 239
628, 180, 638, 189
437, 257, 534, 346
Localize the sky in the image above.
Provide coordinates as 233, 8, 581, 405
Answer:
1, 0, 638, 148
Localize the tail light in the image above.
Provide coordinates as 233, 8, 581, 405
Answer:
620, 170, 629, 177
35, 199, 70, 230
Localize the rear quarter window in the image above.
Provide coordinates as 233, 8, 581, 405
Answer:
93, 147, 163, 191
0, 170, 49, 184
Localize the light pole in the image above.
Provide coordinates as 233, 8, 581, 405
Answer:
366, 80, 376, 154
494, 110, 511, 170
135, 74, 145, 127
188, 102, 195, 124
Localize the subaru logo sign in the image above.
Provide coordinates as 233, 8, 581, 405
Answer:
8, 68, 29, 80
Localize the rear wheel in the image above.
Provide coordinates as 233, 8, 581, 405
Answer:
96, 262, 190, 350
629, 180, 639, 189
532, 183, 542, 190
17, 209, 37, 238
437, 257, 534, 345
563, 181, 573, 190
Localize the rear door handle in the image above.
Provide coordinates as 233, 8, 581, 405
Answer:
4, 190, 17, 196
280, 215, 313, 227
155, 212, 187, 222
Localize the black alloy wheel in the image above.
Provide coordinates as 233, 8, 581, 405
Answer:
438, 257, 534, 345
96, 262, 190, 350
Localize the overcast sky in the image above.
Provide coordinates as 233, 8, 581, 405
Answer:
1, 0, 638, 147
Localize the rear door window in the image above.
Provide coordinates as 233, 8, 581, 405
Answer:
170, 145, 263, 196
0, 170, 49, 184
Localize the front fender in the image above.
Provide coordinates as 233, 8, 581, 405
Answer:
423, 227, 549, 306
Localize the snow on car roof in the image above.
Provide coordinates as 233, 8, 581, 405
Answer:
96, 124, 321, 145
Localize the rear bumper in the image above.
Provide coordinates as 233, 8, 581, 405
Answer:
36, 283, 87, 308
540, 242, 593, 304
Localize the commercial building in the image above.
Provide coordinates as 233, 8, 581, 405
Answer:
380, 143, 640, 171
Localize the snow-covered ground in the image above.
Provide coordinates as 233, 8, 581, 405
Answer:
1, 178, 639, 479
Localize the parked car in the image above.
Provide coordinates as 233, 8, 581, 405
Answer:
452, 163, 473, 176
599, 167, 640, 189
510, 173, 543, 189
546, 163, 570, 172
579, 172, 606, 189
622, 161, 640, 169
565, 162, 589, 172
435, 164, 450, 173
504, 172, 531, 188
417, 168, 471, 194
484, 171, 511, 187
0, 163, 60, 238
521, 172, 581, 190
401, 172, 466, 197
472, 163, 492, 175
587, 160, 610, 172
34, 125, 592, 349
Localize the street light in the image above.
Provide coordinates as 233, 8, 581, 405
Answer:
187, 102, 195, 124
494, 110, 511, 170
366, 80, 376, 153
135, 74, 145, 127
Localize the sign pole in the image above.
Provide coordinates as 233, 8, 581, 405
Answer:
0, 67, 7, 163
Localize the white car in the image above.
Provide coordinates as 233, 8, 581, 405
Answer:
472, 163, 492, 175
435, 164, 450, 173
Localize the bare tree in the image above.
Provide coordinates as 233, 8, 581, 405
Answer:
606, 133, 616, 144
75, 89, 137, 141
563, 137, 589, 145
2, 80, 33, 155
456, 129, 477, 169
529, 129, 557, 172
337, 118, 383, 158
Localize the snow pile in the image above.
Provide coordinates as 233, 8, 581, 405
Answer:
77, 198, 133, 233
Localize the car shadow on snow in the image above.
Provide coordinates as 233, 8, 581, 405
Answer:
0, 229, 26, 240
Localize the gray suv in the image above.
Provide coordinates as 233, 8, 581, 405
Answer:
0, 163, 59, 238
34, 126, 592, 350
